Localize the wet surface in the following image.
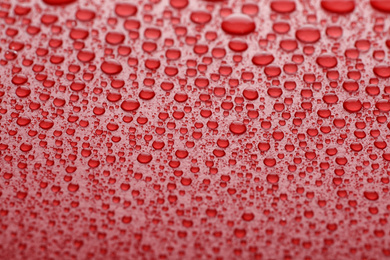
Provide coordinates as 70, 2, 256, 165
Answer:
1, 0, 390, 259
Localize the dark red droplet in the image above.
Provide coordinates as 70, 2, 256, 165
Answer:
321, 0, 355, 14
296, 27, 321, 43
243, 87, 259, 100
280, 39, 298, 52
101, 60, 123, 75
252, 53, 274, 66
42, 0, 76, 5
194, 77, 209, 89
267, 174, 279, 183
264, 158, 277, 167
221, 14, 256, 36
69, 28, 89, 40
124, 19, 141, 30
264, 66, 282, 78
145, 59, 161, 70
14, 5, 31, 16
190, 11, 212, 24
375, 100, 390, 112
273, 22, 291, 34
170, 0, 189, 9
12, 74, 28, 85
137, 153, 153, 164
70, 82, 86, 92
364, 191, 379, 201
343, 98, 362, 113
370, 0, 390, 13
373, 66, 390, 78
234, 229, 246, 238
326, 26, 343, 39
242, 212, 255, 221
77, 50, 95, 62
68, 183, 79, 192
107, 92, 122, 103
342, 81, 359, 92
17, 117, 31, 126
121, 100, 140, 112
139, 89, 155, 100
105, 32, 125, 45
16, 87, 31, 98
229, 121, 247, 135
316, 55, 338, 68
39, 119, 54, 130
228, 39, 248, 52
75, 9, 96, 21
122, 216, 132, 223
115, 3, 137, 17
270, 0, 296, 13
242, 3, 259, 16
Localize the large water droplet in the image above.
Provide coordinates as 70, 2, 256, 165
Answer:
343, 98, 362, 113
321, 0, 355, 14
229, 121, 247, 135
221, 14, 256, 36
101, 60, 123, 75
370, 0, 390, 13
42, 0, 76, 5
270, 0, 296, 13
296, 27, 321, 43
115, 3, 137, 17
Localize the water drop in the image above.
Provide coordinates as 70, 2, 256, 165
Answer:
370, 0, 390, 13
343, 98, 362, 113
364, 191, 379, 201
296, 27, 321, 43
221, 14, 255, 36
270, 0, 296, 13
121, 100, 140, 112
321, 0, 355, 14
42, 0, 76, 5
101, 60, 123, 75
137, 153, 153, 164
115, 3, 137, 17
229, 121, 247, 135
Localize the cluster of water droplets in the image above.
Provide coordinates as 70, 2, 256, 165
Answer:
1, 0, 390, 259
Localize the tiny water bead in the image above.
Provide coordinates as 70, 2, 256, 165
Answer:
1, 0, 390, 259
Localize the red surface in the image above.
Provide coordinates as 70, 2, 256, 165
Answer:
1, 0, 390, 259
